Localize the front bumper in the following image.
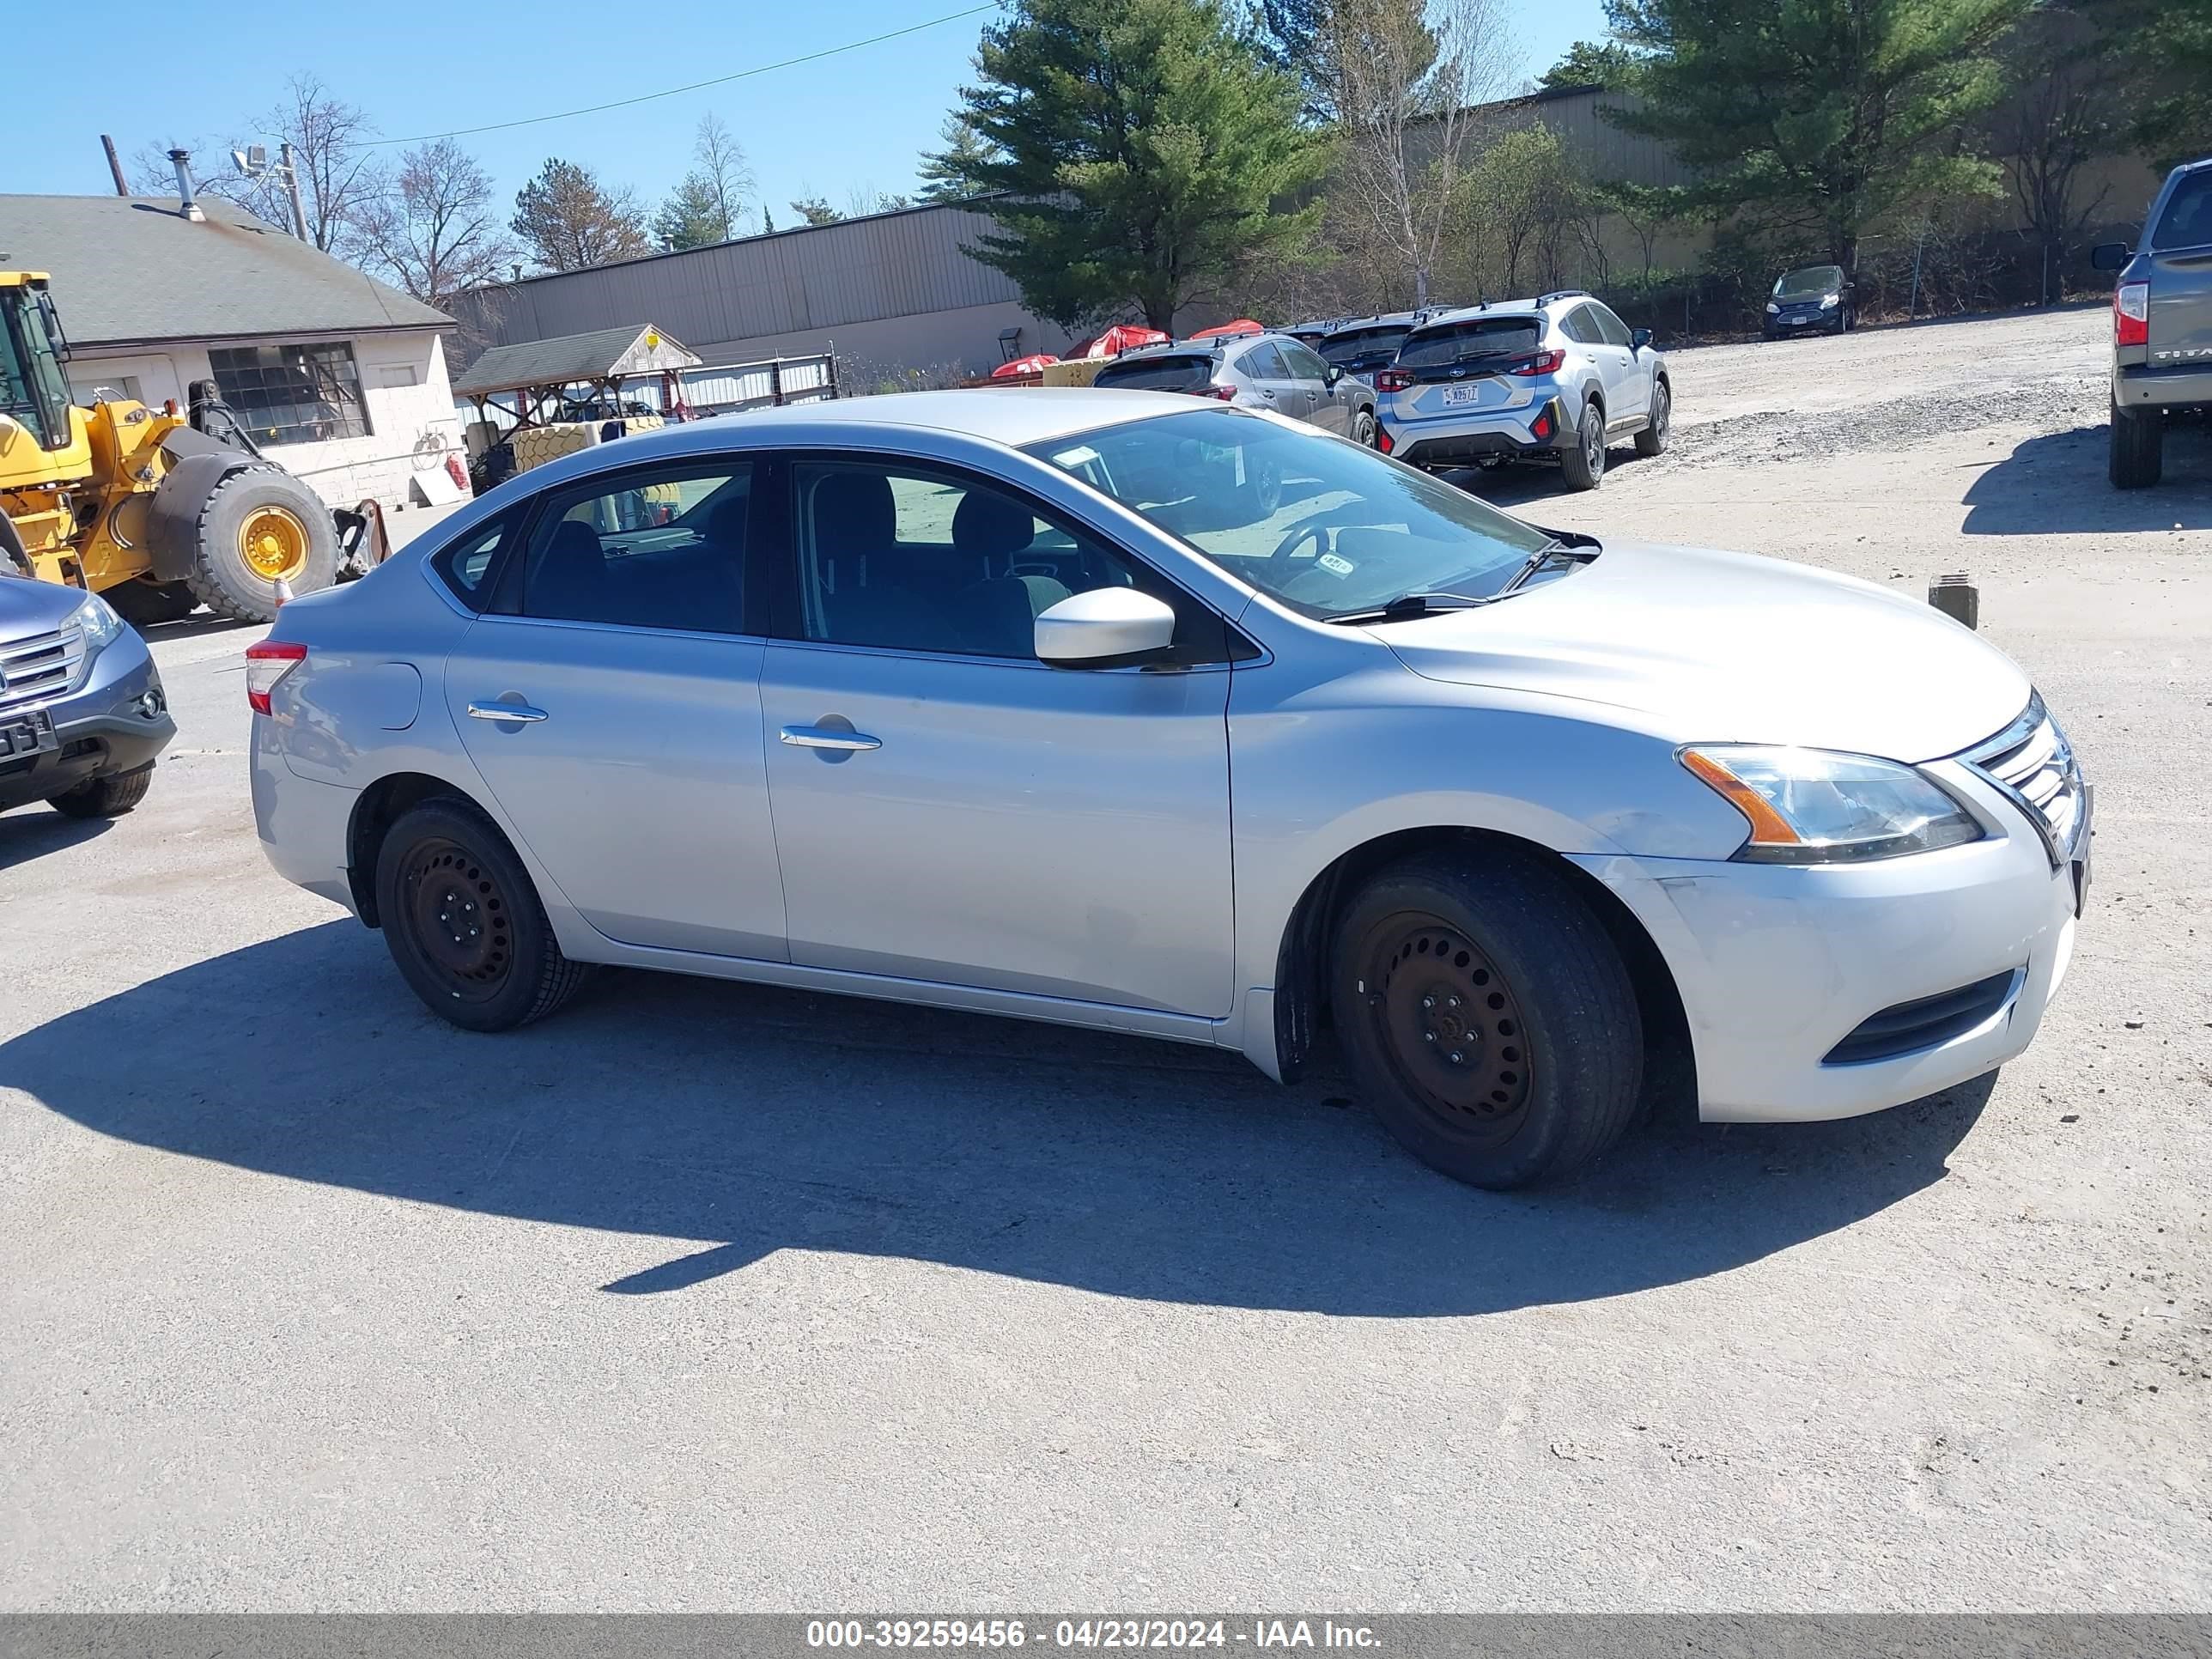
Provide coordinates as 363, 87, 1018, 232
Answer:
0, 636, 176, 812
1382, 395, 1574, 467
1764, 305, 1840, 336
1571, 771, 2084, 1122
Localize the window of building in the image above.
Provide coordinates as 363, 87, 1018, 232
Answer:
372, 364, 422, 389
207, 342, 371, 446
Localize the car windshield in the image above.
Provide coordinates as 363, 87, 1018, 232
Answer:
1025, 408, 1558, 619
1774, 265, 1844, 298
1320, 325, 1412, 366
1092, 354, 1216, 392
1395, 317, 1542, 369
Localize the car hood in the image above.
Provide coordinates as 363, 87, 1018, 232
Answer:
1374, 540, 2029, 762
0, 574, 94, 638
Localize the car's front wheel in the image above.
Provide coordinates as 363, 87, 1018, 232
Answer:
46, 763, 155, 819
2109, 399, 2163, 489
374, 798, 592, 1031
1332, 848, 1643, 1189
1559, 399, 1606, 490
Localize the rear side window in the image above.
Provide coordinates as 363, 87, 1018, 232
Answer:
1397, 317, 1544, 369
520, 461, 754, 634
1278, 339, 1332, 381
1589, 305, 1633, 347
1560, 307, 1604, 345
2153, 172, 2212, 251
1237, 341, 1291, 380
1094, 354, 1215, 392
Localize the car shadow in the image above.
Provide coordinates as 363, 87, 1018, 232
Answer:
0, 921, 1996, 1314
138, 613, 260, 642
1963, 418, 2212, 534
0, 805, 112, 867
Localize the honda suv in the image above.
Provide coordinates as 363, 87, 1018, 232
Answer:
0, 580, 174, 821
1373, 293, 1669, 491
1091, 331, 1378, 447
2094, 155, 2212, 489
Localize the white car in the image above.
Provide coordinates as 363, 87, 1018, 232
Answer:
250, 390, 2088, 1189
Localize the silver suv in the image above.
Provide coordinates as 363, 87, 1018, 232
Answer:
1373, 292, 1670, 490
1091, 331, 1379, 447
2093, 155, 2212, 489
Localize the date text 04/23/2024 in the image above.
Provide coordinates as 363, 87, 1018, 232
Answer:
804, 1620, 1383, 1650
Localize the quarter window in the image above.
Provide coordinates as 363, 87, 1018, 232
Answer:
206, 343, 370, 445
791, 460, 1174, 661
520, 463, 752, 633
433, 516, 513, 605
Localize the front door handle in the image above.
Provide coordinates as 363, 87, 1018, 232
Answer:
781, 724, 881, 752
467, 700, 549, 723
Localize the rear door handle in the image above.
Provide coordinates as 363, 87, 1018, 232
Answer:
467, 700, 549, 723
780, 725, 880, 751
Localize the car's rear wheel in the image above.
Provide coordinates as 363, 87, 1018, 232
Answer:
1332, 848, 1643, 1189
46, 763, 155, 819
1352, 410, 1378, 447
1634, 380, 1670, 457
374, 798, 592, 1031
2109, 399, 2163, 489
1559, 400, 1606, 490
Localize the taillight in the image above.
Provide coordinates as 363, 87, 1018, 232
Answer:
1194, 383, 1238, 400
245, 640, 306, 714
1509, 349, 1567, 377
1374, 369, 1413, 392
2115, 282, 2148, 347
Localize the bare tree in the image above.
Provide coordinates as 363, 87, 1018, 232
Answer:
2002, 6, 2121, 305
1321, 0, 1519, 308
693, 113, 757, 234
360, 139, 519, 312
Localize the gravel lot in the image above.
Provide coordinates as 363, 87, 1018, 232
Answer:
2, 305, 2208, 1612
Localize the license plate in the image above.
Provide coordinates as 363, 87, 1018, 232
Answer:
1784, 314, 1809, 325
1441, 383, 1486, 406
0, 710, 58, 759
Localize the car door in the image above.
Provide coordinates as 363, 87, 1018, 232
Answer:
755, 453, 1237, 1017
1584, 302, 1650, 422
1279, 337, 1351, 434
1235, 339, 1311, 422
442, 457, 787, 960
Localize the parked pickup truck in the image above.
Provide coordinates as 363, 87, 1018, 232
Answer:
2093, 155, 2212, 489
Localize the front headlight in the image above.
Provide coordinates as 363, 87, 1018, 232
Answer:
1680, 745, 1982, 863
1820, 293, 1840, 309
70, 591, 125, 653
1765, 301, 1781, 314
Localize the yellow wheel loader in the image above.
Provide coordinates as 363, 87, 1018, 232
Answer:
1, 270, 358, 626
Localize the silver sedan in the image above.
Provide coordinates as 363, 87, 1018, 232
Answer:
250, 389, 2087, 1189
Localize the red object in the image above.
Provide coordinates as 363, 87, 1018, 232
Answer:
1376, 427, 1394, 454
1071, 324, 1171, 359
1531, 410, 1553, 441
2114, 283, 2148, 347
445, 453, 471, 495
992, 353, 1060, 379
1188, 319, 1265, 341
1374, 369, 1414, 392
1185, 384, 1238, 400
1510, 349, 1567, 377
245, 641, 306, 714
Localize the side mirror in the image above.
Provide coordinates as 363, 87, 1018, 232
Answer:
1036, 586, 1178, 668
2089, 241, 2131, 272
1324, 363, 1345, 386
1630, 327, 1653, 351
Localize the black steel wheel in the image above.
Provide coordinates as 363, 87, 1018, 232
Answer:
1333, 847, 1644, 1188
374, 798, 592, 1031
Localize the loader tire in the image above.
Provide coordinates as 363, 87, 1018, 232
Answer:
179, 469, 338, 623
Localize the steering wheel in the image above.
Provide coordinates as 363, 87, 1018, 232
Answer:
1267, 512, 1338, 564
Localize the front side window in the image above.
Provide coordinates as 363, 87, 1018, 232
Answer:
520, 462, 751, 633
208, 342, 370, 446
1, 286, 75, 450
1028, 409, 1553, 620
791, 460, 1165, 660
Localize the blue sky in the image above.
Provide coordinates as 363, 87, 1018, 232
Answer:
11, 0, 1608, 240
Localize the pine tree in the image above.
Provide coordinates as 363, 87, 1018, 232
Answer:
1605, 0, 2031, 269
511, 158, 652, 271
938, 0, 1324, 331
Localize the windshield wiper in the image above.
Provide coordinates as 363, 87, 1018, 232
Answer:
1495, 536, 1601, 597
1323, 591, 1492, 625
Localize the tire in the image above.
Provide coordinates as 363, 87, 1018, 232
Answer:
47, 763, 155, 819
102, 578, 198, 629
179, 468, 339, 623
1558, 398, 1606, 491
1333, 847, 1643, 1189
1634, 380, 1671, 458
1352, 409, 1378, 448
374, 798, 592, 1032
2109, 399, 2163, 489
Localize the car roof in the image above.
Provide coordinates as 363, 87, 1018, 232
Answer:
1322, 312, 1425, 336
1107, 329, 1310, 362
1405, 300, 1551, 331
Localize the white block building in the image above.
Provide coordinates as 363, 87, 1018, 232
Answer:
0, 191, 462, 512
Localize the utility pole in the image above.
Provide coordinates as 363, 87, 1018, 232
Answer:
280, 141, 309, 243
100, 135, 129, 197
